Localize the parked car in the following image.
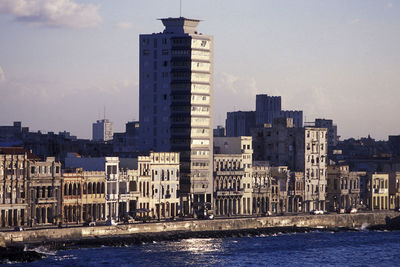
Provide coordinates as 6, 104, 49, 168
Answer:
122, 214, 135, 224
338, 209, 345, 214
84, 220, 96, 227
349, 208, 358, 214
311, 210, 324, 215
14, 226, 23, 231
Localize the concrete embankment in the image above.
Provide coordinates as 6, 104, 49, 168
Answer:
0, 212, 398, 248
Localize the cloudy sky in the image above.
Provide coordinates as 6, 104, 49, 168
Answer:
0, 0, 399, 140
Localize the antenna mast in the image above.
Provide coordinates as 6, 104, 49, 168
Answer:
180, 0, 182, 17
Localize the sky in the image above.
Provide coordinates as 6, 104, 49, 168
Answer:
0, 0, 399, 140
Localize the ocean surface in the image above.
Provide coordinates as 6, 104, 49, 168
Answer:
10, 230, 400, 266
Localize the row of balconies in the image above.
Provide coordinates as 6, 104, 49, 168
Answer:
215, 170, 245, 176
216, 190, 244, 197
373, 188, 388, 194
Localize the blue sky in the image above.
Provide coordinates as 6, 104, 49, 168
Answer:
0, 0, 399, 140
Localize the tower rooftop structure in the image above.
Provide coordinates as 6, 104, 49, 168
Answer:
159, 17, 201, 34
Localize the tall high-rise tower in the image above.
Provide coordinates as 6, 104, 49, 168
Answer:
139, 17, 214, 215
92, 119, 113, 142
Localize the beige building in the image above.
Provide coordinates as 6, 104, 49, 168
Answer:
326, 165, 362, 212
62, 169, 83, 223
214, 137, 253, 216
126, 169, 140, 214
366, 173, 389, 210
213, 154, 245, 216
271, 166, 290, 213
389, 172, 400, 209
0, 148, 30, 228
28, 157, 62, 226
82, 171, 106, 222
287, 172, 305, 212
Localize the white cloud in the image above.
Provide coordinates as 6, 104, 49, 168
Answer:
213, 72, 261, 125
0, 0, 101, 28
0, 65, 5, 83
115, 22, 133, 30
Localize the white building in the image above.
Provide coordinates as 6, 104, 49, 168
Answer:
92, 119, 113, 142
138, 17, 214, 215
302, 127, 328, 211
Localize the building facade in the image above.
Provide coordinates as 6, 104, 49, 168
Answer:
28, 157, 62, 226
252, 118, 327, 211
137, 152, 180, 219
62, 169, 83, 223
225, 111, 256, 137
365, 173, 389, 210
0, 148, 29, 228
82, 171, 106, 222
139, 17, 214, 215
92, 119, 113, 142
214, 136, 253, 216
389, 172, 400, 209
326, 165, 362, 212
65, 154, 120, 220
255, 94, 303, 127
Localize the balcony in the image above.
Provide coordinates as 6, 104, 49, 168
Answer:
36, 197, 58, 204
106, 193, 118, 201
107, 174, 118, 181
215, 170, 244, 176
340, 189, 349, 195
374, 188, 388, 194
349, 188, 360, 194
216, 189, 244, 197
120, 194, 131, 201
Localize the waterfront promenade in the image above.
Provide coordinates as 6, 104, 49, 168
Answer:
1, 211, 398, 248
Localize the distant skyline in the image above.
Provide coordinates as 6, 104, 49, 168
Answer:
1, 0, 399, 140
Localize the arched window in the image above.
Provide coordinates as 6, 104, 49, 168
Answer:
64, 184, 68, 196
69, 184, 72, 196
42, 186, 46, 198
93, 182, 97, 194
97, 182, 101, 194
88, 183, 92, 194
78, 184, 81, 196
101, 182, 105, 194
83, 183, 87, 194
48, 186, 52, 197
73, 183, 77, 195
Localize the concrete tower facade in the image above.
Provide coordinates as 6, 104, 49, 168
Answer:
92, 119, 113, 142
139, 18, 214, 215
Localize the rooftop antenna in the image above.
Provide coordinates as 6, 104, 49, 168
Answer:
103, 105, 106, 120
180, 0, 182, 17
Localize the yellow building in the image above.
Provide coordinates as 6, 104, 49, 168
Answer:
366, 173, 389, 210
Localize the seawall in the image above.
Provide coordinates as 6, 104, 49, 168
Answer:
0, 212, 398, 247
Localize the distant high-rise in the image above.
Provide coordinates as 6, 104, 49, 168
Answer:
92, 119, 113, 142
225, 111, 256, 137
256, 94, 282, 126
139, 17, 214, 215
256, 94, 303, 127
